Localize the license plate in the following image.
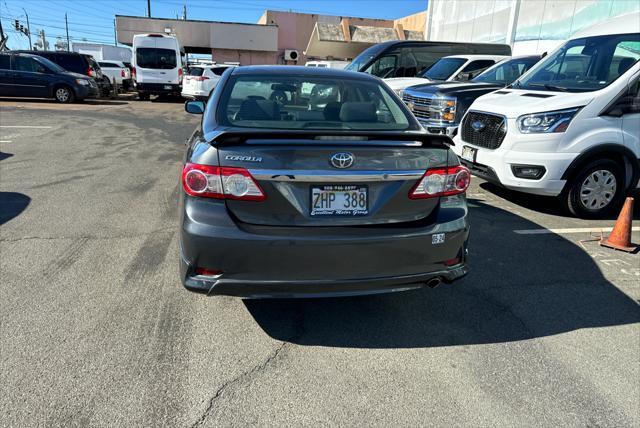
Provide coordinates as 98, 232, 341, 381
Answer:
461, 146, 477, 163
164, 85, 172, 90
310, 185, 368, 216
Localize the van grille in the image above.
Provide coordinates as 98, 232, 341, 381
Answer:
461, 111, 506, 150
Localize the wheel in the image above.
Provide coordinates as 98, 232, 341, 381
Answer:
564, 159, 625, 219
138, 92, 150, 101
54, 85, 75, 103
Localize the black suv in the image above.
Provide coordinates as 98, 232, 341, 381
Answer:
0, 52, 99, 102
14, 51, 110, 97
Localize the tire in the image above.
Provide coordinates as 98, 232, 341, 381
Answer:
564, 159, 626, 219
54, 85, 75, 103
138, 92, 150, 101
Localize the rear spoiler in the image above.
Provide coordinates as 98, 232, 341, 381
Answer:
207, 129, 453, 148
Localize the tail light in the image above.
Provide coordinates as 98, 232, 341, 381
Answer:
132, 67, 137, 78
178, 68, 183, 78
182, 163, 266, 201
120, 69, 125, 78
192, 76, 210, 81
87, 66, 94, 77
409, 165, 471, 199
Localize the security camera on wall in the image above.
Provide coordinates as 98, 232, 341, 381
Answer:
284, 49, 299, 62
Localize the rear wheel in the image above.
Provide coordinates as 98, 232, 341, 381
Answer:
564, 159, 625, 219
54, 85, 74, 103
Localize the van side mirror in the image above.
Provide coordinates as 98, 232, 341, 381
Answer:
185, 100, 205, 114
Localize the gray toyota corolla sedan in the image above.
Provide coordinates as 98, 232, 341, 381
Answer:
179, 66, 470, 298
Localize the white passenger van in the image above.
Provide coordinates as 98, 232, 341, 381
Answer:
132, 33, 184, 100
454, 13, 640, 218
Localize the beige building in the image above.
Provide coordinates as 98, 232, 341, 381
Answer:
115, 10, 427, 66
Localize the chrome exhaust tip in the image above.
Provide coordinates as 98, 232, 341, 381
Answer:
426, 277, 442, 289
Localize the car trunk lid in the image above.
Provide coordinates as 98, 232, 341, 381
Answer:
214, 131, 451, 227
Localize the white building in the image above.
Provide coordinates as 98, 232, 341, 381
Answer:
426, 0, 640, 55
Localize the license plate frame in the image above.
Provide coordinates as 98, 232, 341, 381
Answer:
461, 146, 477, 163
310, 185, 369, 217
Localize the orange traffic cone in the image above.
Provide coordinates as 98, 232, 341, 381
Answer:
600, 197, 637, 252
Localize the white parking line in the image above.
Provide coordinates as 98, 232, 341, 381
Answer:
0, 140, 12, 143
0, 125, 52, 128
514, 226, 640, 235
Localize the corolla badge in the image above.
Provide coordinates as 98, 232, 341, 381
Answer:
330, 152, 355, 169
471, 120, 486, 132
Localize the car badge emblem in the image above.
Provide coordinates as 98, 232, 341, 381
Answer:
330, 152, 355, 169
471, 120, 486, 132
406, 101, 415, 110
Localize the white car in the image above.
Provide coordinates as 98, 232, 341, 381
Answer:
385, 54, 508, 94
181, 64, 234, 100
452, 13, 640, 218
98, 60, 131, 88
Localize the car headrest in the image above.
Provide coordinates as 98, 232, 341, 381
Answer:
235, 99, 279, 121
323, 102, 342, 121
618, 57, 636, 75
339, 102, 377, 122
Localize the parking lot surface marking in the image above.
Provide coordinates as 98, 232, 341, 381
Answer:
0, 125, 53, 128
514, 226, 640, 235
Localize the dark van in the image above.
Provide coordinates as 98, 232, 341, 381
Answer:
345, 41, 512, 78
14, 51, 110, 96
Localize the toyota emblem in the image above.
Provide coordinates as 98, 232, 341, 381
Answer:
330, 152, 355, 169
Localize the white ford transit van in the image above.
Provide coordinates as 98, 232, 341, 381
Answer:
132, 34, 183, 100
453, 13, 640, 218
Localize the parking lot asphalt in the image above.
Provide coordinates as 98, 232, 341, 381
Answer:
1, 98, 639, 427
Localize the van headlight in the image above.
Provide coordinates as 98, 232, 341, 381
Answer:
517, 107, 581, 133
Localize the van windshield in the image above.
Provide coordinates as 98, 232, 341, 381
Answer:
219, 75, 411, 131
136, 48, 176, 69
516, 34, 640, 93
420, 57, 467, 80
344, 44, 387, 72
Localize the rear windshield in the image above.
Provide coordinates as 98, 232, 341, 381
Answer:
219, 74, 411, 130
136, 48, 176, 69
189, 67, 205, 76
421, 58, 467, 80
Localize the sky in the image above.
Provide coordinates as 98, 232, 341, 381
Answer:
1, 0, 427, 50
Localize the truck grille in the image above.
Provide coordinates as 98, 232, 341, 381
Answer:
460, 111, 506, 149
402, 93, 431, 107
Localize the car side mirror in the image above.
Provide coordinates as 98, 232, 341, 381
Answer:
185, 100, 205, 114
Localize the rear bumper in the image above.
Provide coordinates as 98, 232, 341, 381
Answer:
179, 195, 470, 298
136, 82, 181, 95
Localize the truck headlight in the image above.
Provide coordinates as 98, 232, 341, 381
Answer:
430, 97, 456, 123
517, 107, 581, 133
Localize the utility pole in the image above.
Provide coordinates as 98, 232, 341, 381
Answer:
65, 13, 70, 51
183, 2, 187, 20
147, 0, 151, 17
113, 19, 117, 46
22, 8, 32, 50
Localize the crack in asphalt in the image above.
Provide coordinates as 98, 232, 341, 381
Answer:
191, 310, 306, 427
0, 227, 175, 242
